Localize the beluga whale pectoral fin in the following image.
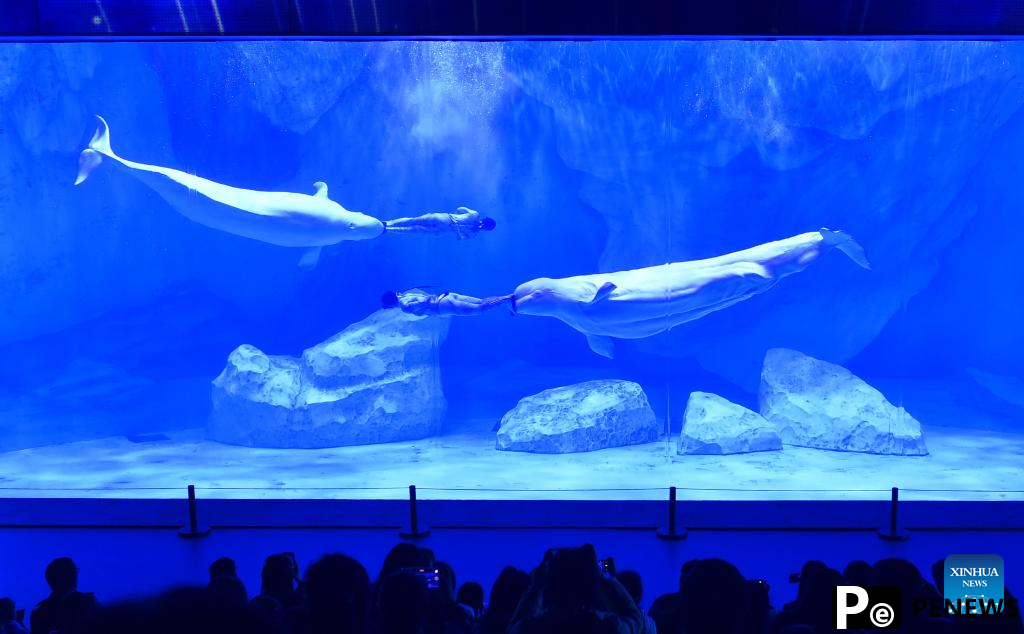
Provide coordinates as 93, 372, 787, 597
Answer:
313, 182, 329, 199
588, 282, 617, 305
298, 246, 323, 270
820, 228, 871, 270
585, 334, 615, 359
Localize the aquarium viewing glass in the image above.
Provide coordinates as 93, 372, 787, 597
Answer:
0, 39, 1021, 500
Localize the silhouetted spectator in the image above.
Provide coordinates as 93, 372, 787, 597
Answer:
424, 561, 473, 634
456, 582, 484, 621
844, 560, 872, 587
260, 554, 305, 610
741, 578, 773, 634
1, 598, 28, 634
479, 567, 529, 634
648, 559, 707, 634
305, 553, 370, 634
55, 592, 98, 634
30, 557, 78, 634
370, 544, 436, 633
249, 595, 288, 634
770, 561, 842, 634
677, 558, 747, 634
210, 557, 238, 582
378, 571, 428, 634
616, 571, 656, 634
79, 587, 275, 634
207, 575, 248, 607
378, 544, 435, 582
872, 558, 946, 633
509, 544, 642, 634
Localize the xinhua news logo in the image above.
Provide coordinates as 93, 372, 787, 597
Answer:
834, 586, 902, 629
945, 554, 1004, 614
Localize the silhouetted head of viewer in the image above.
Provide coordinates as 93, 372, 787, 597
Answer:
261, 553, 298, 600
542, 545, 602, 610
305, 553, 370, 634
209, 557, 237, 581
677, 558, 747, 634
45, 557, 79, 596
457, 581, 485, 619
378, 571, 427, 634
480, 567, 528, 634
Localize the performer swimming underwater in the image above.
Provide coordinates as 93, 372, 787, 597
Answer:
382, 207, 496, 240
382, 228, 869, 358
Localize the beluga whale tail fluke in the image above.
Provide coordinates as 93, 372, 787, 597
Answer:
820, 228, 871, 270
75, 115, 113, 186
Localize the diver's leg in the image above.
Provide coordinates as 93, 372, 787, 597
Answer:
436, 293, 515, 317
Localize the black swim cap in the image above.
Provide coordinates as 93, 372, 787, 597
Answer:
481, 217, 497, 231
381, 291, 399, 308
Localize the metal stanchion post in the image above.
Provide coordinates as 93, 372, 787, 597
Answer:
657, 486, 688, 540
178, 484, 211, 539
399, 484, 431, 539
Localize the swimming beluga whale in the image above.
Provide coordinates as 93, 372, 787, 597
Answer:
383, 229, 870, 358
75, 116, 495, 268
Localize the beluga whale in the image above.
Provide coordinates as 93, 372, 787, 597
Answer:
382, 229, 870, 358
75, 116, 495, 268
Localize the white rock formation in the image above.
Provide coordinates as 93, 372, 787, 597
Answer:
759, 348, 927, 455
678, 391, 781, 455
207, 309, 448, 448
496, 380, 659, 453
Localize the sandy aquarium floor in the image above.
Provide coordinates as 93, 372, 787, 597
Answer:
1, 423, 1022, 501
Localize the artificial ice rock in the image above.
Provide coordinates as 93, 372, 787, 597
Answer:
678, 391, 782, 455
208, 309, 448, 448
759, 348, 927, 455
496, 380, 659, 453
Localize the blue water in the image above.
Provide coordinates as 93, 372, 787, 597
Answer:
1, 40, 1023, 497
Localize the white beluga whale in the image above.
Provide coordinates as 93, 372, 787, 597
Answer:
385, 229, 870, 358
76, 116, 383, 255
75, 116, 495, 268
